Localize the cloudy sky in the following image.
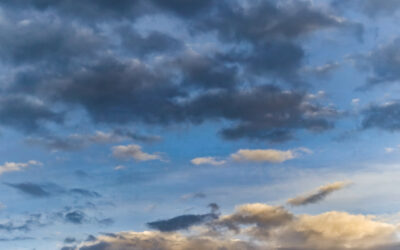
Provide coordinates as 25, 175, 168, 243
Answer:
2, 0, 400, 249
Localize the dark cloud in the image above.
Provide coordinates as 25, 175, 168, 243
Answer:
361, 102, 400, 131
147, 213, 218, 232
0, 0, 144, 22
197, 1, 342, 43
118, 26, 184, 58
151, 0, 214, 17
167, 51, 239, 90
0, 0, 348, 141
187, 85, 337, 142
21, 55, 336, 141
64, 237, 77, 244
0, 17, 103, 66
5, 182, 102, 199
0, 95, 62, 133
65, 211, 86, 224
208, 203, 220, 214
5, 182, 51, 197
356, 38, 400, 87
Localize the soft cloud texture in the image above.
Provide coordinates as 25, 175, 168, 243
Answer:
0, 160, 42, 175
287, 181, 351, 206
112, 144, 164, 162
191, 157, 226, 166
73, 202, 399, 250
230, 148, 311, 163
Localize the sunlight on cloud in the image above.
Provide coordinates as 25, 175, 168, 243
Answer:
0, 160, 42, 175
230, 148, 312, 163
112, 144, 164, 162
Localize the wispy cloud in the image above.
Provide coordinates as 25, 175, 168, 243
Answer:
0, 160, 42, 175
112, 144, 165, 162
287, 181, 351, 206
191, 157, 226, 166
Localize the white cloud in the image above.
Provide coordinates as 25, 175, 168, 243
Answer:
230, 148, 311, 163
114, 165, 126, 170
0, 160, 42, 175
191, 157, 226, 166
112, 144, 164, 162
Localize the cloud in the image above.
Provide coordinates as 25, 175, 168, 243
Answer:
5, 182, 101, 199
112, 144, 164, 162
230, 148, 312, 163
287, 181, 350, 206
0, 95, 62, 132
0, 0, 344, 142
361, 101, 400, 131
147, 213, 218, 232
0, 160, 42, 175
5, 182, 50, 197
72, 200, 399, 250
191, 157, 226, 166
65, 211, 86, 224
356, 38, 400, 87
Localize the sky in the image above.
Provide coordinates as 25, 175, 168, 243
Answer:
3, 0, 400, 249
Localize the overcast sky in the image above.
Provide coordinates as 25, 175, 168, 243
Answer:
2, 0, 400, 249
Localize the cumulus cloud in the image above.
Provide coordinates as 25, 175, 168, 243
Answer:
72, 201, 399, 250
0, 0, 346, 142
0, 160, 42, 175
230, 148, 312, 163
191, 157, 226, 166
287, 181, 351, 206
112, 144, 164, 162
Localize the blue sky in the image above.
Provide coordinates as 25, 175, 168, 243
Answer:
2, 0, 400, 249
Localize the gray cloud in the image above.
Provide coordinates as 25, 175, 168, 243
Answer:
5, 182, 51, 197
287, 181, 350, 206
5, 182, 102, 199
361, 101, 400, 131
147, 213, 218, 232
0, 0, 351, 141
356, 38, 400, 87
65, 211, 86, 224
0, 95, 62, 133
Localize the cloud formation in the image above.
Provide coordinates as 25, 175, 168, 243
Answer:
362, 102, 400, 131
0, 160, 42, 175
72, 202, 399, 250
231, 148, 311, 163
190, 157, 226, 166
287, 181, 350, 206
0, 0, 346, 143
112, 144, 164, 162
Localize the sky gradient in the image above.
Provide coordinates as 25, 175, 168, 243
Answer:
1, 0, 400, 249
